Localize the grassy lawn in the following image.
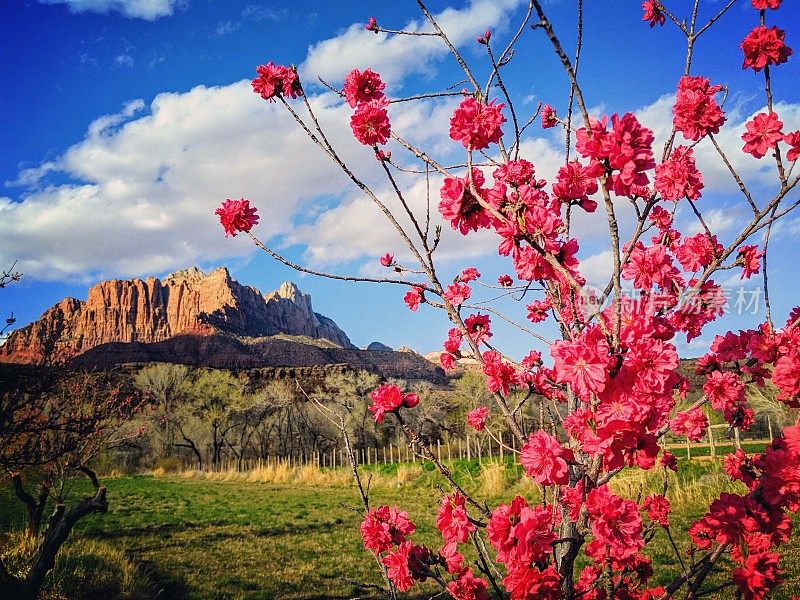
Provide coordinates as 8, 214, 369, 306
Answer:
2, 458, 800, 599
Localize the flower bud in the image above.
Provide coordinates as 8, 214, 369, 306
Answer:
402, 393, 420, 409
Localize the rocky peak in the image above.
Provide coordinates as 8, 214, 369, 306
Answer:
0, 267, 355, 363
165, 266, 207, 286
276, 281, 300, 301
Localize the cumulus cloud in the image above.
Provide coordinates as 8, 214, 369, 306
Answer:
8, 0, 800, 286
2, 83, 359, 281
301, 0, 525, 86
39, 0, 182, 20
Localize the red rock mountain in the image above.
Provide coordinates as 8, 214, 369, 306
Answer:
0, 267, 356, 363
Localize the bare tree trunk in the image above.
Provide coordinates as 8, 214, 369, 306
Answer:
0, 467, 110, 600
177, 427, 203, 469
10, 474, 50, 535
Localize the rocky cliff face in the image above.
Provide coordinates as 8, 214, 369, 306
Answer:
0, 267, 354, 363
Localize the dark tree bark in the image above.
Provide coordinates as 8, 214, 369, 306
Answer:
10, 474, 50, 536
0, 467, 109, 600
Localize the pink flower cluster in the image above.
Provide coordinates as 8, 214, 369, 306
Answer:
368, 383, 419, 424
449, 97, 506, 150
344, 68, 391, 145
251, 62, 302, 101
673, 75, 726, 141
466, 406, 489, 431
575, 112, 655, 197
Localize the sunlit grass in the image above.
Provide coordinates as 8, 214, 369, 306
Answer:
1, 454, 799, 599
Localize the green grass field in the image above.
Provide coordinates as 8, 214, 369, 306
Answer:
2, 456, 800, 599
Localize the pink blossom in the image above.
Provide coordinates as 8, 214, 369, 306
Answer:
439, 541, 464, 575
343, 68, 386, 108
643, 495, 671, 527
642, 0, 665, 27
368, 384, 418, 423
673, 76, 726, 141
675, 233, 721, 272
704, 371, 745, 411
552, 160, 599, 206
503, 564, 562, 600
752, 0, 781, 8
215, 198, 259, 237
741, 25, 793, 72
655, 146, 704, 201
513, 505, 558, 564
443, 328, 463, 354
526, 299, 550, 324
733, 550, 782, 600
497, 274, 513, 287
487, 496, 528, 563
449, 97, 506, 150
436, 494, 476, 544
448, 568, 488, 600
670, 408, 708, 442
649, 205, 673, 230
551, 326, 612, 400
622, 242, 681, 291
444, 282, 471, 307
540, 104, 558, 129
773, 349, 800, 402
404, 286, 425, 311
460, 267, 481, 282
742, 112, 784, 158
738, 245, 764, 279
576, 113, 655, 197
784, 130, 800, 162
482, 350, 516, 395
494, 159, 535, 187
661, 451, 678, 471
382, 542, 415, 591
438, 169, 492, 235
365, 17, 379, 32
350, 101, 391, 145
467, 406, 490, 431
251, 62, 302, 101
586, 485, 644, 563
520, 351, 542, 370
520, 430, 572, 486
379, 252, 393, 267
464, 313, 492, 345
360, 505, 416, 553
440, 352, 456, 371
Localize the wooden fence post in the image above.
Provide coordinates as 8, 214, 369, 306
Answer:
708, 426, 716, 459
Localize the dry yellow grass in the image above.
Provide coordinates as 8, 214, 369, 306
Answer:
478, 460, 513, 497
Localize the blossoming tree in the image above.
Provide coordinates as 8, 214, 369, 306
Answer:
219, 0, 800, 598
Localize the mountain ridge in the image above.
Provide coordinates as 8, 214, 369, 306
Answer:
0, 267, 356, 363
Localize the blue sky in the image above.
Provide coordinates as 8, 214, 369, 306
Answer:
1, 0, 800, 357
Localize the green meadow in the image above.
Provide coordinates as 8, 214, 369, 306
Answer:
2, 454, 800, 599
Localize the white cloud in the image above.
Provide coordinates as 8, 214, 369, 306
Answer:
301, 0, 525, 87
579, 250, 614, 288
2, 82, 358, 281
39, 0, 182, 20
8, 0, 800, 287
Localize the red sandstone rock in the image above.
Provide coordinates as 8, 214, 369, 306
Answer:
0, 267, 354, 363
